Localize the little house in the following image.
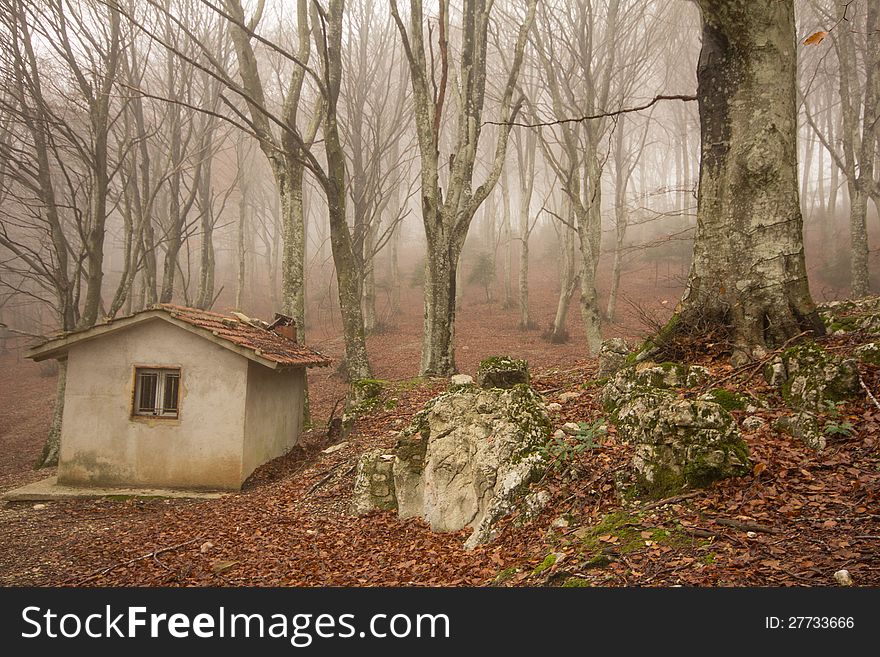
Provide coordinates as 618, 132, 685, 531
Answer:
27, 304, 330, 491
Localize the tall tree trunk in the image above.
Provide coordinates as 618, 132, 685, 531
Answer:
422, 232, 462, 374
38, 358, 67, 468
849, 183, 870, 298
669, 0, 822, 364
277, 162, 307, 336
550, 221, 577, 343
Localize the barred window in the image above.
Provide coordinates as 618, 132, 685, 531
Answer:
133, 368, 180, 418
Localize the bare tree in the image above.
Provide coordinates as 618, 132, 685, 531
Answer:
390, 0, 537, 375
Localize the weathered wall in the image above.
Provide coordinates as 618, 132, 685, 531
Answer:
241, 362, 304, 483
58, 318, 248, 490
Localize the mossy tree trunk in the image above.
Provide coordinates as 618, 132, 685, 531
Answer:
670, 0, 822, 363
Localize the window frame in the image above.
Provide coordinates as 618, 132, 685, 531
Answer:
131, 366, 182, 420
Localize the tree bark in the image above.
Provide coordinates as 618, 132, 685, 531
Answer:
670, 0, 822, 363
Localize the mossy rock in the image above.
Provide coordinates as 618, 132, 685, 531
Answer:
561, 577, 591, 588
854, 342, 880, 367
771, 342, 859, 411
818, 297, 880, 334
601, 361, 709, 414
616, 395, 750, 498
773, 412, 826, 451
352, 450, 398, 514
700, 388, 751, 411
476, 356, 530, 389
351, 378, 385, 403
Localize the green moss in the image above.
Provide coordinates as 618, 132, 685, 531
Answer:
704, 388, 749, 411
584, 553, 613, 568
561, 577, 591, 587
700, 553, 716, 565
492, 567, 518, 586
477, 356, 530, 389
352, 378, 385, 400
533, 552, 558, 575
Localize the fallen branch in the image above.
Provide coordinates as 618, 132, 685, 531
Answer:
713, 518, 782, 535
70, 537, 202, 585
638, 491, 703, 512
859, 375, 880, 412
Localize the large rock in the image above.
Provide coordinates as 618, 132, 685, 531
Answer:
597, 338, 631, 378
352, 450, 397, 514
476, 356, 530, 389
616, 393, 750, 497
765, 342, 859, 411
601, 361, 710, 414
353, 384, 552, 549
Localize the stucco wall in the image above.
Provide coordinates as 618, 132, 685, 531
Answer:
241, 362, 304, 482
58, 318, 249, 490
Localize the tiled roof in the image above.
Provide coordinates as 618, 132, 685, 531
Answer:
27, 304, 332, 369
156, 304, 331, 368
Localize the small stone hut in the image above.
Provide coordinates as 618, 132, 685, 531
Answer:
27, 304, 330, 491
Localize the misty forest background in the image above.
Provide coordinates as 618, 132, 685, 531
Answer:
0, 0, 878, 404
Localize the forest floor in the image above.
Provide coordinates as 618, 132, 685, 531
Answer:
1, 272, 878, 587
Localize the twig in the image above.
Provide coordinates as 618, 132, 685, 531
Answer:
484, 94, 697, 129
859, 375, 880, 412
638, 491, 702, 512
303, 462, 344, 498
713, 518, 782, 534
70, 537, 202, 585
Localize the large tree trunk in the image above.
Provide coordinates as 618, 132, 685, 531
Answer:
37, 358, 67, 468
276, 162, 307, 336
671, 0, 822, 364
421, 233, 461, 375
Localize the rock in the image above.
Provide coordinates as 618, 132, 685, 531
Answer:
561, 422, 581, 435
597, 338, 631, 378
773, 412, 825, 451
601, 361, 710, 413
522, 490, 550, 520
350, 378, 384, 404
354, 384, 552, 549
450, 374, 474, 387
833, 569, 853, 586
321, 441, 348, 454
551, 516, 570, 529
32, 503, 46, 510
699, 388, 754, 411
475, 356, 530, 389
352, 449, 398, 515
546, 402, 563, 412
766, 342, 859, 411
818, 297, 880, 334
616, 393, 750, 497
557, 391, 581, 403
742, 416, 766, 432
765, 359, 786, 387
200, 541, 213, 553
854, 342, 880, 366
552, 428, 566, 440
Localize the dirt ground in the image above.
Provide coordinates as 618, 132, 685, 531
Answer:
1, 260, 877, 587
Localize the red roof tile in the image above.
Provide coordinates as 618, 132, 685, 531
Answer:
156, 304, 331, 368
